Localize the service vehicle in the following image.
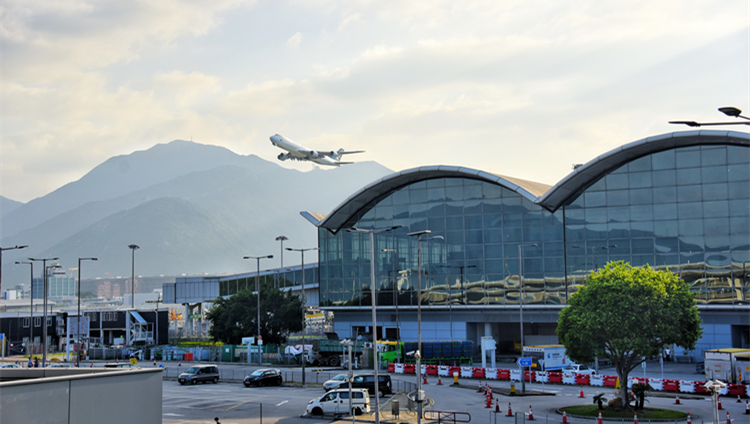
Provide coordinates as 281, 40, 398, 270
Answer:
306, 388, 370, 416
523, 344, 571, 371
562, 364, 596, 375
244, 368, 283, 387
348, 374, 392, 396
178, 365, 219, 385
704, 348, 750, 383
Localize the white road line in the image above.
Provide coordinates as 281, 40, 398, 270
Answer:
277, 400, 289, 406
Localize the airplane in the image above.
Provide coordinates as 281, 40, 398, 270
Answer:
270, 134, 365, 166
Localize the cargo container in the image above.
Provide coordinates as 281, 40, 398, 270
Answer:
704, 348, 750, 383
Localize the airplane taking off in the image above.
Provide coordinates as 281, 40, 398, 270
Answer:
270, 134, 365, 166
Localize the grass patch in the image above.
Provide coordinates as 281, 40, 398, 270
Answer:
564, 405, 687, 419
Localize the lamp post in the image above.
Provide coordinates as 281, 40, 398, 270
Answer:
286, 246, 318, 387
243, 254, 274, 366
669, 106, 750, 127
43, 263, 63, 366
518, 243, 537, 394
15, 261, 33, 355
382, 248, 401, 356
276, 236, 288, 289
349, 226, 401, 424
128, 244, 139, 309
77, 257, 97, 367
28, 257, 58, 363
1, 245, 28, 297
408, 230, 444, 424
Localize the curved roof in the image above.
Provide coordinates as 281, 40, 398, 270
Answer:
316, 166, 551, 233
311, 130, 750, 233
537, 130, 750, 210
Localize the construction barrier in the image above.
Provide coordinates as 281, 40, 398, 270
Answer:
510, 369, 522, 382
729, 384, 746, 397
548, 372, 563, 384
562, 372, 576, 384
394, 363, 404, 374
498, 369, 511, 380
461, 366, 473, 378
535, 372, 549, 383
421, 364, 427, 375
575, 374, 591, 385
388, 363, 395, 373
426, 365, 438, 376
473, 367, 485, 378
438, 365, 450, 377
449, 366, 461, 378
524, 371, 535, 382
680, 380, 696, 393
663, 380, 679, 392
603, 376, 618, 387
694, 382, 710, 394
589, 374, 604, 387
404, 364, 416, 374
649, 378, 664, 391
485, 368, 499, 380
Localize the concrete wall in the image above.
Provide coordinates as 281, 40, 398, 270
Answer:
0, 368, 162, 424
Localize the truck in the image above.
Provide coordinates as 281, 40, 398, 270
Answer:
523, 344, 571, 371
287, 334, 365, 367
379, 340, 473, 365
704, 348, 750, 383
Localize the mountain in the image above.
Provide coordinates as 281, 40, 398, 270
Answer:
0, 196, 24, 219
0, 141, 393, 283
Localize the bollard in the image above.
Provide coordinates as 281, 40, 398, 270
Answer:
579, 386, 585, 398
634, 412, 638, 424
506, 403, 513, 417
675, 395, 681, 405
597, 410, 603, 424
562, 409, 568, 424
528, 405, 534, 421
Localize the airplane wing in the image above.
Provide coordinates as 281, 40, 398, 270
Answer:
337, 150, 365, 155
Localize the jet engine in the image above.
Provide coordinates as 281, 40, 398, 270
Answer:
278, 153, 291, 161
309, 151, 320, 158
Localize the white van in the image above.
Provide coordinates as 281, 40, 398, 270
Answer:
306, 388, 370, 416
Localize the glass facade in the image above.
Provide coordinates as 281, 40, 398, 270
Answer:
318, 144, 750, 308
219, 265, 318, 297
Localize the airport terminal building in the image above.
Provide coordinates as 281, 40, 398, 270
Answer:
167, 130, 749, 361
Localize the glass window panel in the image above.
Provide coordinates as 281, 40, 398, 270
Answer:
464, 200, 482, 215
607, 190, 630, 206
730, 216, 750, 235
654, 220, 678, 237
544, 242, 564, 257
483, 199, 502, 214
426, 179, 445, 188
652, 150, 676, 170
654, 203, 677, 221
653, 186, 677, 204
631, 221, 654, 237
585, 191, 606, 207
630, 188, 653, 205
445, 178, 463, 187
679, 236, 704, 252
446, 231, 464, 245
679, 219, 704, 236
524, 226, 544, 241
427, 217, 446, 231
703, 201, 729, 218
606, 173, 629, 190
631, 238, 654, 254
608, 206, 630, 222
655, 237, 678, 253
704, 236, 730, 252
483, 184, 504, 199
427, 203, 446, 217
676, 168, 702, 185
586, 224, 607, 240
701, 147, 727, 166
681, 251, 704, 265
485, 229, 503, 243
702, 166, 729, 184
629, 156, 652, 172
704, 218, 729, 235
375, 206, 393, 221
632, 254, 656, 267
410, 203, 428, 218
631, 205, 654, 222
565, 208, 585, 224
678, 202, 703, 219
446, 186, 463, 202
485, 215, 503, 228
392, 189, 409, 205
729, 199, 750, 217
465, 214, 483, 230
566, 225, 585, 241
411, 181, 428, 190
544, 256, 565, 274
445, 202, 464, 216
484, 259, 504, 274
505, 213, 523, 227
702, 183, 729, 201
486, 244, 503, 259
410, 188, 427, 204
464, 183, 482, 200
677, 185, 702, 202
465, 229, 483, 245
465, 245, 483, 260
585, 207, 607, 223
393, 205, 409, 219
676, 149, 701, 168
728, 163, 750, 181
629, 172, 652, 188
608, 223, 630, 238
727, 146, 750, 164
610, 164, 628, 174
656, 254, 679, 267
728, 182, 750, 199
653, 169, 677, 187
588, 178, 606, 191
544, 225, 564, 241
525, 211, 544, 227
504, 227, 523, 243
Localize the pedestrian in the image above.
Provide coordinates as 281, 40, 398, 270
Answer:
28, 358, 33, 368
214, 417, 221, 424
34, 357, 39, 368
665, 348, 671, 362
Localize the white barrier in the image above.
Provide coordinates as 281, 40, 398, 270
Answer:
589, 374, 604, 387
438, 366, 450, 377
510, 369, 522, 382
421, 364, 427, 375
679, 380, 695, 393
627, 377, 636, 388
535, 372, 549, 383
648, 378, 663, 391
719, 385, 729, 395
460, 366, 473, 378
485, 368, 499, 380
394, 364, 404, 374
562, 372, 576, 385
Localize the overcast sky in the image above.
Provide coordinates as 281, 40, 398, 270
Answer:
2, 0, 748, 203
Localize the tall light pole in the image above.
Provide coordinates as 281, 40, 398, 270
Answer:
349, 226, 401, 424
128, 244, 139, 309
408, 230, 443, 424
518, 243, 537, 393
243, 254, 273, 366
1, 245, 28, 297
43, 263, 63, 366
77, 257, 97, 367
28, 257, 58, 363
276, 236, 288, 289
286, 246, 318, 387
15, 261, 33, 356
669, 106, 750, 127
382, 248, 401, 355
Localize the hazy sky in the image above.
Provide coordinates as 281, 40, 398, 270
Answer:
3, 0, 748, 203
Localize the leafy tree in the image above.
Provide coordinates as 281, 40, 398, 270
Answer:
557, 261, 702, 409
207, 277, 304, 345
631, 383, 652, 410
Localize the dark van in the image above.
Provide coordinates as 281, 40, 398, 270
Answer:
349, 374, 392, 396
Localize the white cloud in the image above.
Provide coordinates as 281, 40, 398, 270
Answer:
287, 31, 303, 49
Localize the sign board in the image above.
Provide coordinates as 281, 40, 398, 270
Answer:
67, 316, 90, 339
258, 337, 263, 346
130, 357, 137, 366
241, 337, 255, 345
517, 357, 532, 367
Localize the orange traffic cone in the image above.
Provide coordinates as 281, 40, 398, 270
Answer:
726, 411, 731, 424
719, 396, 724, 410
116, 358, 119, 364
579, 386, 585, 398
506, 403, 513, 417
687, 413, 692, 424
562, 409, 568, 424
745, 400, 749, 415
90, 362, 93, 368
634, 412, 639, 424
478, 381, 483, 392
485, 396, 492, 408
437, 377, 442, 385
675, 395, 681, 405
597, 410, 603, 424
528, 406, 535, 421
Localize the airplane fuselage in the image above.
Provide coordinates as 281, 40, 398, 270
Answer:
270, 134, 357, 166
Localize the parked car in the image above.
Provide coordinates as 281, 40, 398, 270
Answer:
243, 368, 283, 387
324, 373, 357, 391
105, 363, 140, 369
0, 364, 23, 368
306, 388, 370, 416
349, 374, 392, 396
562, 364, 596, 375
178, 365, 219, 385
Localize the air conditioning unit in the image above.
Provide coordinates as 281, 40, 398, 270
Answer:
56, 327, 65, 336
363, 342, 373, 349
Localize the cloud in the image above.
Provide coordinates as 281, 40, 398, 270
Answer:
287, 31, 303, 49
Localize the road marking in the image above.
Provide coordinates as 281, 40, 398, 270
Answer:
225, 400, 255, 410
277, 400, 289, 406
163, 413, 184, 416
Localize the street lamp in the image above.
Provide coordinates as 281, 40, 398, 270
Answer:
276, 236, 288, 267
28, 257, 58, 364
518, 243, 537, 394
77, 257, 97, 367
1, 245, 28, 296
669, 106, 750, 127
286, 246, 318, 387
349, 226, 401, 424
15, 261, 33, 355
243, 254, 274, 366
43, 263, 64, 367
128, 244, 139, 309
407, 230, 444, 424
382, 248, 401, 356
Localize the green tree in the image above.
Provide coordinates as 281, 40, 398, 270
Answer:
556, 261, 702, 409
207, 277, 304, 345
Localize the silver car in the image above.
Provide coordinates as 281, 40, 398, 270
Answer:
323, 373, 356, 391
